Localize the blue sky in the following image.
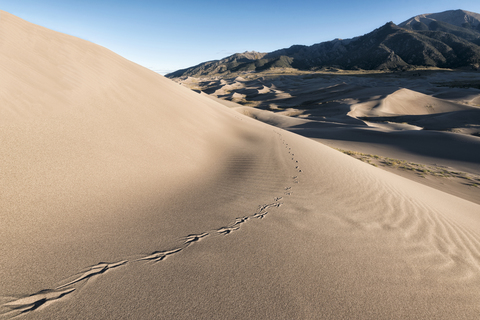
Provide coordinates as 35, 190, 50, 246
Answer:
2, 0, 480, 74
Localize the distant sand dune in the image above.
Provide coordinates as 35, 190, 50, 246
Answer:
349, 88, 474, 117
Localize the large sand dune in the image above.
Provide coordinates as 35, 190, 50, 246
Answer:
2, 11, 480, 319
348, 87, 474, 117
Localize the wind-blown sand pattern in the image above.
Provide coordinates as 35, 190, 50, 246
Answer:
2, 10, 480, 320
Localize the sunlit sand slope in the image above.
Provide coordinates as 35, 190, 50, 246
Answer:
1, 11, 480, 320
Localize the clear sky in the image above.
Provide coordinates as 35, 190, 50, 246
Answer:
2, 0, 480, 74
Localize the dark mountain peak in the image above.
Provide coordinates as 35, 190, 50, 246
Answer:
166, 10, 480, 78
233, 51, 266, 60
348, 21, 401, 48
372, 21, 401, 36
384, 21, 397, 28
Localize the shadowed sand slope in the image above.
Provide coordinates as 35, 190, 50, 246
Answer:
2, 11, 480, 320
0, 9, 263, 297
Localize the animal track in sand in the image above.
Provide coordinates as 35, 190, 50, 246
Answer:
183, 232, 209, 245
231, 216, 250, 226
1, 288, 75, 316
1, 261, 126, 318
56, 261, 127, 289
1, 198, 287, 318
253, 211, 268, 219
136, 248, 183, 263
217, 226, 240, 235
1, 130, 299, 318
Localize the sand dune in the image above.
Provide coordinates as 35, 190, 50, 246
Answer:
349, 87, 474, 117
183, 71, 480, 163
2, 10, 480, 320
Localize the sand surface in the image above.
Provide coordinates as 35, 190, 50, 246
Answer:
2, 11, 480, 319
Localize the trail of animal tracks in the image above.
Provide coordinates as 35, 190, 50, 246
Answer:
3, 126, 480, 320
2, 10, 480, 319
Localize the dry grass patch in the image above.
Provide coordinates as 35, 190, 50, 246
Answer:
336, 148, 480, 187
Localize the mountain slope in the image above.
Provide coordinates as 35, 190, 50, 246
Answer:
167, 9, 480, 78
399, 9, 480, 30
400, 10, 480, 45
167, 51, 268, 78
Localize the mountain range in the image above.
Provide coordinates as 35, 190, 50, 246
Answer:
166, 9, 480, 77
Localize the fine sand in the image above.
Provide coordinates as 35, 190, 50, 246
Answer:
2, 10, 480, 320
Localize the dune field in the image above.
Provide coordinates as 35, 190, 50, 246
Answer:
1, 10, 480, 319
177, 69, 480, 205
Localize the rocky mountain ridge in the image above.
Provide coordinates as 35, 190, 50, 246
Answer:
166, 9, 480, 78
